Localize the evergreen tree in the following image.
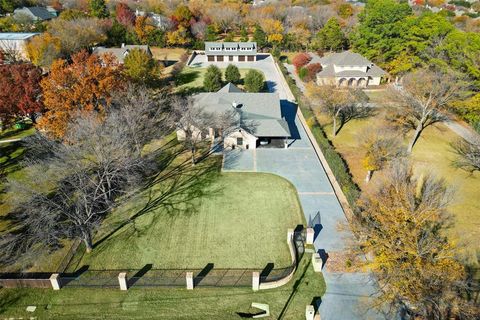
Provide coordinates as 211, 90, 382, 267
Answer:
244, 69, 264, 92
205, 25, 217, 41
240, 27, 249, 42
89, 0, 109, 18
123, 48, 161, 85
203, 65, 222, 92
315, 18, 347, 51
253, 25, 267, 49
225, 64, 241, 84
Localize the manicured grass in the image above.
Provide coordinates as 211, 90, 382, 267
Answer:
175, 66, 261, 93
0, 257, 325, 319
316, 104, 480, 262
69, 171, 304, 270
150, 47, 187, 61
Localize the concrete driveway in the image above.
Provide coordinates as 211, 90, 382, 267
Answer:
191, 52, 383, 319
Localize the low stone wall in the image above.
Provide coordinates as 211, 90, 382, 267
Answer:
259, 229, 297, 290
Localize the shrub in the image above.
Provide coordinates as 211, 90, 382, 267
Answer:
298, 66, 308, 80
244, 69, 265, 92
304, 63, 322, 82
204, 65, 223, 92
292, 52, 311, 71
225, 64, 241, 84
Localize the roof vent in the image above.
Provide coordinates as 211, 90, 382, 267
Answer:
232, 101, 242, 108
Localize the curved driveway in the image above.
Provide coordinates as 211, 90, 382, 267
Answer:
190, 54, 383, 319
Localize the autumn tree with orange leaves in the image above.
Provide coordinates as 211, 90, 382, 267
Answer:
39, 51, 124, 138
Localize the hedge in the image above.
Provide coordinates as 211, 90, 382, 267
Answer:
277, 61, 361, 206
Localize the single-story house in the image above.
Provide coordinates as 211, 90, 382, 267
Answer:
205, 42, 257, 63
0, 32, 39, 61
135, 9, 172, 30
314, 51, 387, 87
14, 7, 56, 21
92, 44, 152, 64
177, 83, 291, 150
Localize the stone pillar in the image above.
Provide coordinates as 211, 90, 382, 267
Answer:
118, 272, 128, 291
186, 272, 194, 290
287, 228, 294, 243
305, 305, 315, 320
306, 227, 314, 245
312, 253, 323, 272
49, 273, 61, 290
252, 271, 260, 291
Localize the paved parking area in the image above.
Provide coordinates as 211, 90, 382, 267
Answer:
193, 52, 383, 319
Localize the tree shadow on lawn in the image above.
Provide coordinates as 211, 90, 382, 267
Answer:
175, 69, 201, 86
92, 143, 224, 250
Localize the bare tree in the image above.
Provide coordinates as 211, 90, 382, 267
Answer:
452, 138, 480, 173
170, 96, 214, 165
307, 84, 370, 137
358, 126, 404, 182
0, 41, 24, 64
390, 69, 465, 153
206, 6, 237, 35
0, 86, 169, 263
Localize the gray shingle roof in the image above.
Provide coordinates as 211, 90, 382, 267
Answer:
313, 51, 387, 78
92, 45, 151, 63
15, 7, 55, 20
205, 42, 257, 56
194, 83, 290, 137
318, 51, 373, 66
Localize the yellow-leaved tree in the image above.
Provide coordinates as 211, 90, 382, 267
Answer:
348, 160, 479, 318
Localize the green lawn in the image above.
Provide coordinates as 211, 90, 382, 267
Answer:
0, 257, 325, 319
315, 102, 480, 263
175, 66, 262, 93
69, 171, 304, 270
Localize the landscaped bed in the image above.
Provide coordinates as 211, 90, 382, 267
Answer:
67, 170, 304, 270
175, 66, 263, 93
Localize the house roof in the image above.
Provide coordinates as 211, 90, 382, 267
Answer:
0, 32, 39, 40
194, 83, 290, 138
15, 7, 56, 20
205, 42, 257, 56
92, 45, 151, 63
313, 51, 387, 78
317, 51, 373, 66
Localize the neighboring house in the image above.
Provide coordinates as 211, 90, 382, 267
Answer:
0, 33, 39, 61
205, 42, 257, 63
13, 7, 56, 21
314, 51, 387, 87
135, 9, 172, 30
177, 83, 291, 150
92, 44, 152, 64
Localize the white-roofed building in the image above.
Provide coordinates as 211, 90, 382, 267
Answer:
0, 33, 39, 61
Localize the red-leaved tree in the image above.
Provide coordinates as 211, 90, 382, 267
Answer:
0, 63, 44, 127
292, 53, 312, 72
116, 2, 136, 27
304, 63, 323, 82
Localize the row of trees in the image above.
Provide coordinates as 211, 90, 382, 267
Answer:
203, 65, 265, 93
0, 47, 161, 131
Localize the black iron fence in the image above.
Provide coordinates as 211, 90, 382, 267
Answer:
0, 230, 305, 289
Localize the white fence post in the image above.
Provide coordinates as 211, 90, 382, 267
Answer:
118, 272, 128, 291
186, 272, 194, 290
312, 253, 323, 272
306, 227, 314, 245
306, 305, 315, 320
252, 272, 260, 291
49, 273, 61, 290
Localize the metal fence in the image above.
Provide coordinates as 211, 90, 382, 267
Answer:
0, 230, 305, 289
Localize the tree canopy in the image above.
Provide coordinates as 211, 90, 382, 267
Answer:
244, 69, 265, 93
203, 65, 222, 92
39, 51, 123, 138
